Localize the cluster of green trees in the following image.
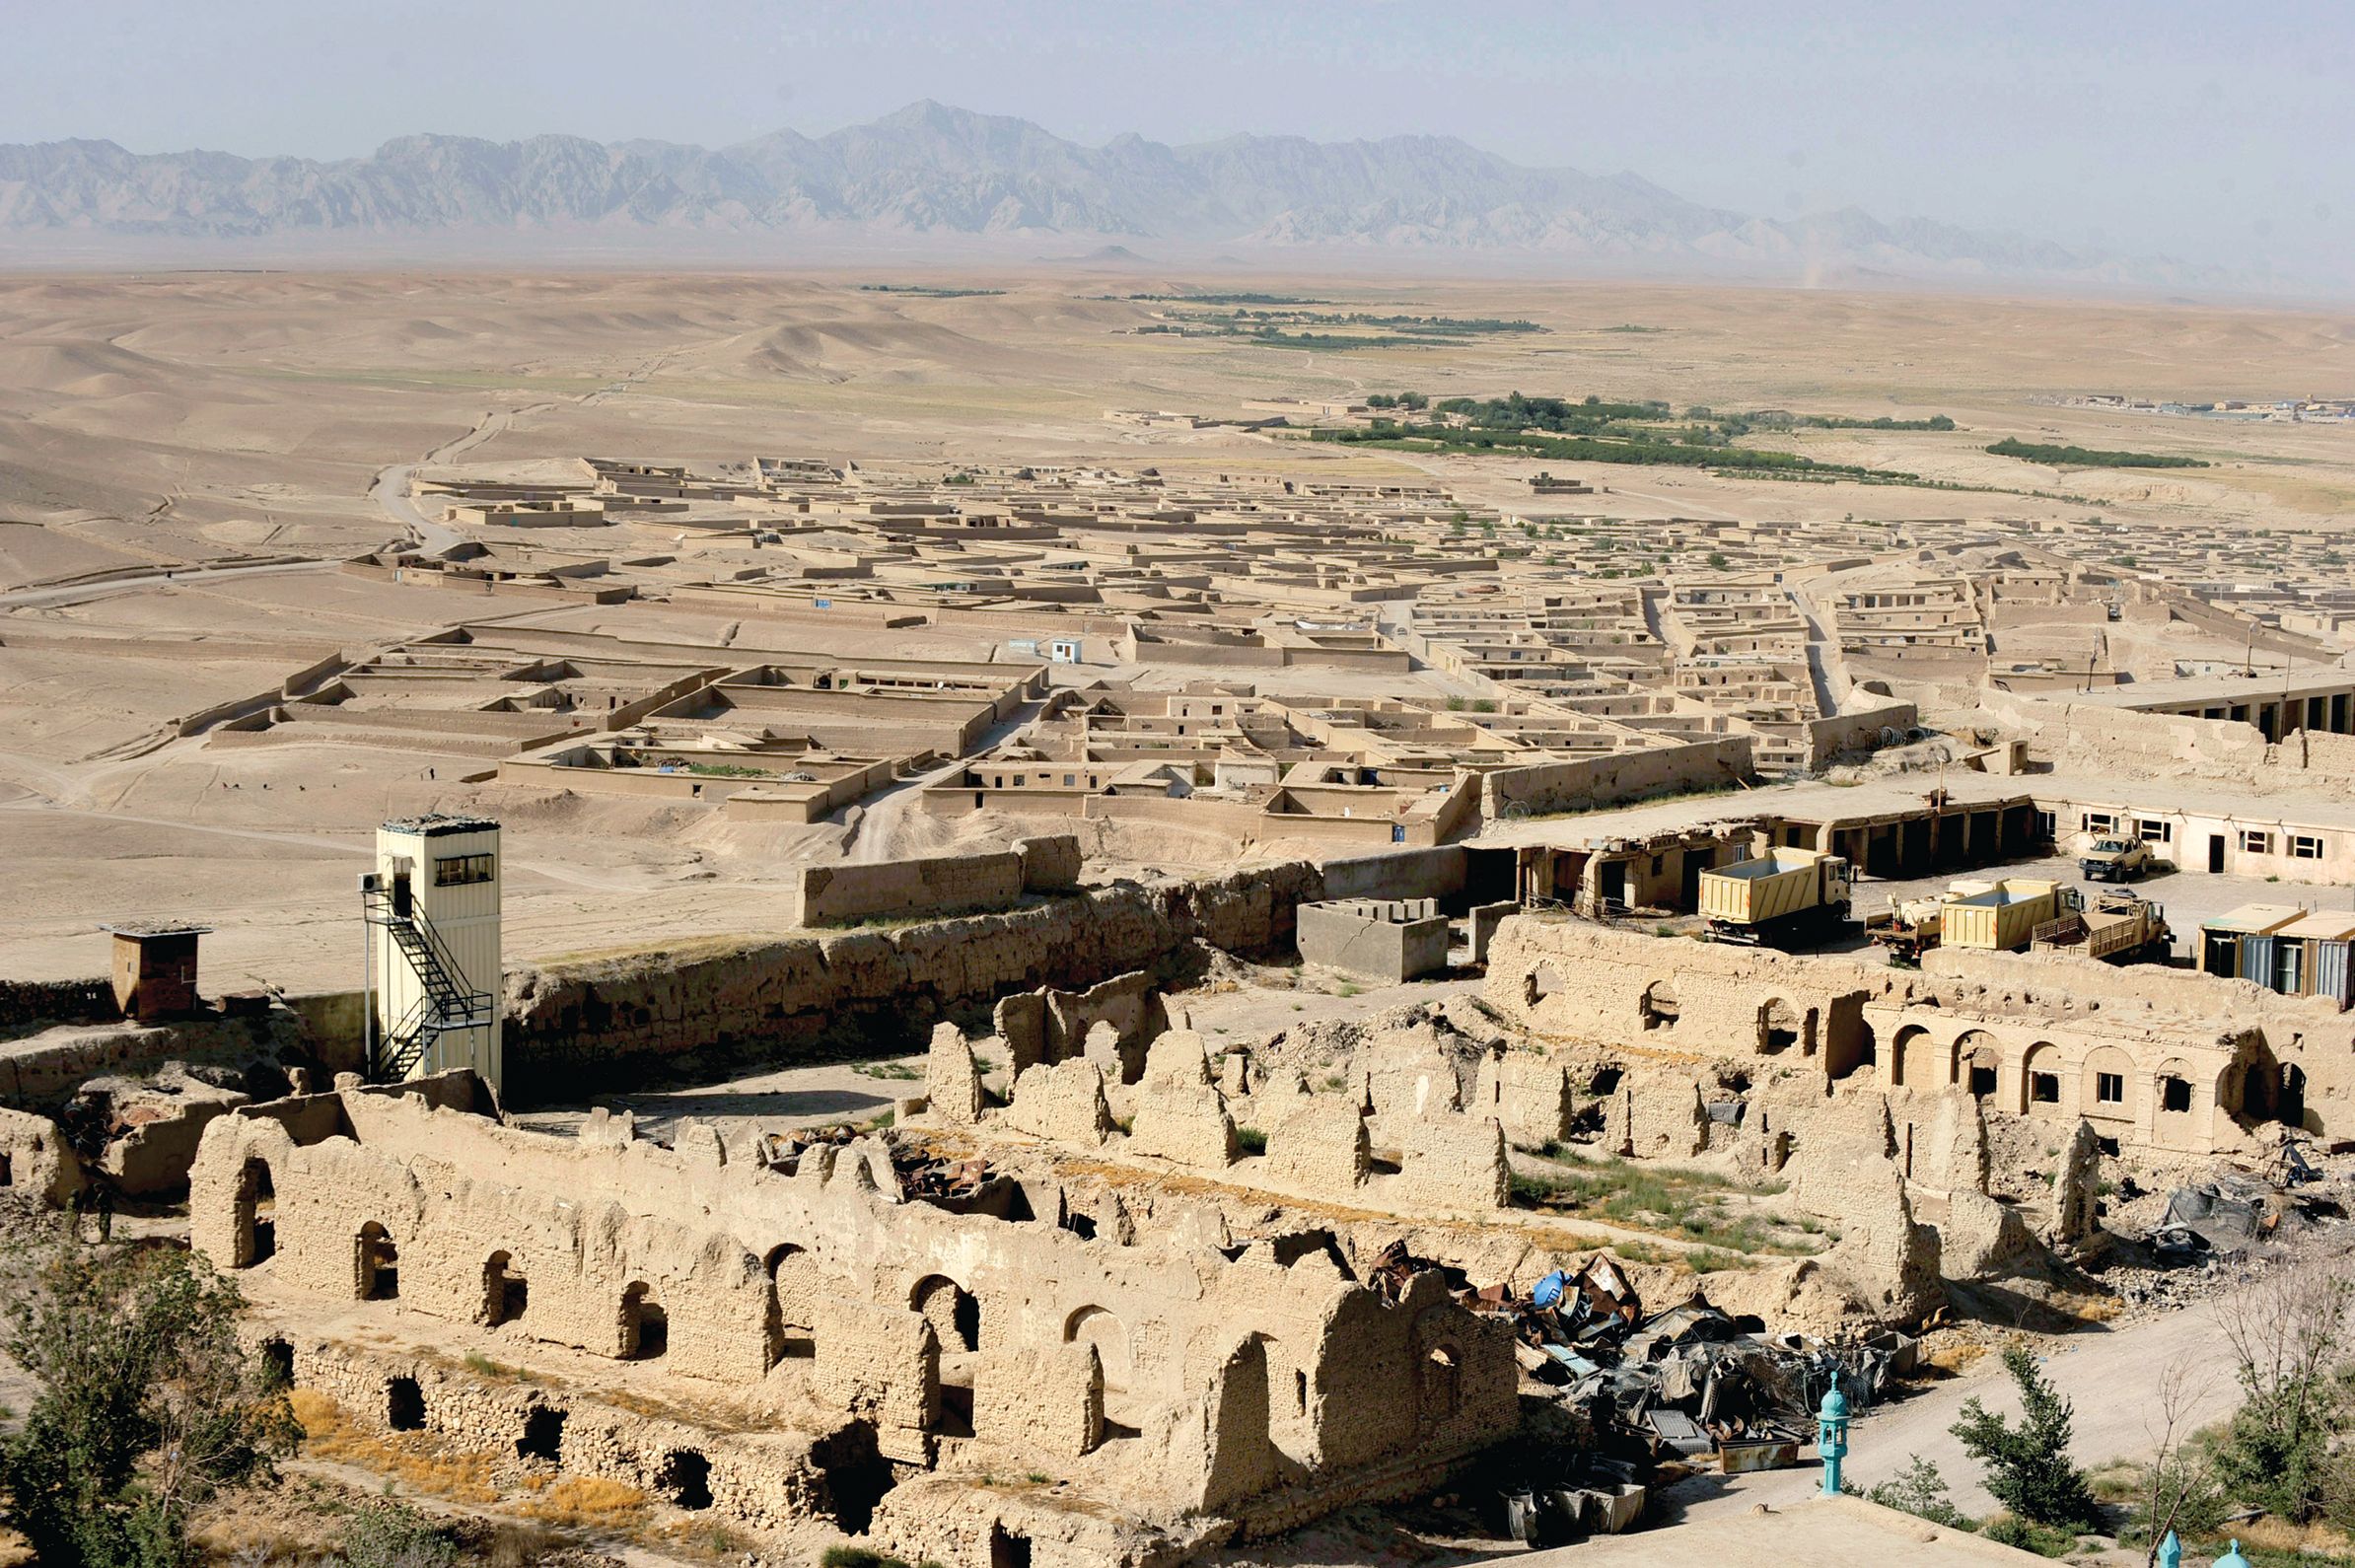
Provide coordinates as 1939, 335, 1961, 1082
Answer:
1174, 308, 1541, 334
1309, 418, 1912, 480
855, 284, 1004, 298
1118, 291, 1324, 305
1986, 437, 2209, 469
1135, 323, 1444, 350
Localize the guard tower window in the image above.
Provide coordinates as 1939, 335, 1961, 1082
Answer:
434, 853, 495, 887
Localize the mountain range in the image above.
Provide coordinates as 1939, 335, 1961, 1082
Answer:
0, 101, 2211, 286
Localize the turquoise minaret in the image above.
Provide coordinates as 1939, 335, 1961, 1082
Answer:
1818, 1371, 1851, 1496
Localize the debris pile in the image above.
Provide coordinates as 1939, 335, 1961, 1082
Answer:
1359, 1243, 1921, 1545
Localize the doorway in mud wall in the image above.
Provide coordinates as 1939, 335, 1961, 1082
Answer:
2209, 834, 2226, 873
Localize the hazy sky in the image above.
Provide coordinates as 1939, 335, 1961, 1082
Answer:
10, 0, 2352, 284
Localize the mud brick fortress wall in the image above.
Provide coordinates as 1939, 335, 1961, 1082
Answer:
503, 854, 1423, 1098
192, 1073, 1518, 1565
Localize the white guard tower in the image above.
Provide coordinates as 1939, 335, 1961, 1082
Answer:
363, 814, 503, 1092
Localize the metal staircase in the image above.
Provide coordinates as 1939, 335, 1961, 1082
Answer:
363, 883, 492, 1081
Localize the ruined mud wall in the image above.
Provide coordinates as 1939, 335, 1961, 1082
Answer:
1479, 735, 1752, 820
1482, 913, 1874, 1077
0, 977, 117, 1033
504, 861, 1326, 1099
784, 835, 1084, 927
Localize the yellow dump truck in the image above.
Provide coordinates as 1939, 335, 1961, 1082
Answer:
2031, 890, 2172, 963
1870, 878, 2082, 965
1697, 848, 1854, 947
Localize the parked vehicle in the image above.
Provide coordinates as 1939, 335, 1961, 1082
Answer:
2079, 836, 2155, 882
1697, 849, 1853, 947
1870, 878, 2082, 965
2031, 889, 2172, 962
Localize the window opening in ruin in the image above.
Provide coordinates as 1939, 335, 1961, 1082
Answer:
1590, 1066, 1622, 1096
1061, 1210, 1098, 1241
656, 1450, 712, 1511
258, 1338, 294, 1390
2162, 1077, 2192, 1113
1294, 1368, 1309, 1415
765, 1244, 817, 1365
1526, 964, 1562, 1007
386, 1377, 426, 1432
483, 1251, 528, 1326
0, 1153, 11, 1186
2031, 1073, 2060, 1105
1639, 981, 1678, 1031
235, 1158, 276, 1267
1759, 999, 1800, 1055
812, 1422, 897, 1534
1967, 1065, 1998, 1099
1424, 1345, 1463, 1421
621, 1282, 668, 1360
2097, 1072, 2125, 1105
517, 1406, 565, 1463
989, 1526, 1034, 1568
357, 1222, 398, 1301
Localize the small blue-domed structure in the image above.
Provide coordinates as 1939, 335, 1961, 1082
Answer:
2212, 1541, 2251, 1568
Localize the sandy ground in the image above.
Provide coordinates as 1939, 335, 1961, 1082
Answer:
4, 267, 2353, 980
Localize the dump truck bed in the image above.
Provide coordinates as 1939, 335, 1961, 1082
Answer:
1697, 850, 1827, 925
1942, 879, 2067, 951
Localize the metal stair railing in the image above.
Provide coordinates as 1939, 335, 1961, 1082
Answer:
364, 884, 493, 1081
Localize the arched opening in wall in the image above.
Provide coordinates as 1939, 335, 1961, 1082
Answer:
258, 1337, 294, 1391
911, 1274, 980, 1354
1890, 1025, 1930, 1090
811, 1421, 897, 1535
1422, 1343, 1463, 1428
1526, 964, 1563, 1008
764, 1244, 817, 1366
517, 1405, 565, 1463
386, 1377, 426, 1432
233, 1158, 276, 1267
355, 1222, 398, 1301
989, 1524, 1035, 1568
1589, 1066, 1623, 1097
1952, 1033, 2001, 1100
1639, 980, 1679, 1032
656, 1450, 711, 1511
1063, 1305, 1135, 1432
1758, 998, 1802, 1055
2242, 1061, 2275, 1122
2022, 1043, 2062, 1115
620, 1282, 667, 1360
482, 1251, 528, 1327
2281, 1064, 2308, 1129
2160, 1075, 2194, 1115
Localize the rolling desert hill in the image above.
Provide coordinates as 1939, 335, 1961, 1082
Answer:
0, 101, 2219, 289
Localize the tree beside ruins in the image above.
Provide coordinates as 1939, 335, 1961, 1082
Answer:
1950, 1343, 2095, 1532
0, 1235, 298, 1568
